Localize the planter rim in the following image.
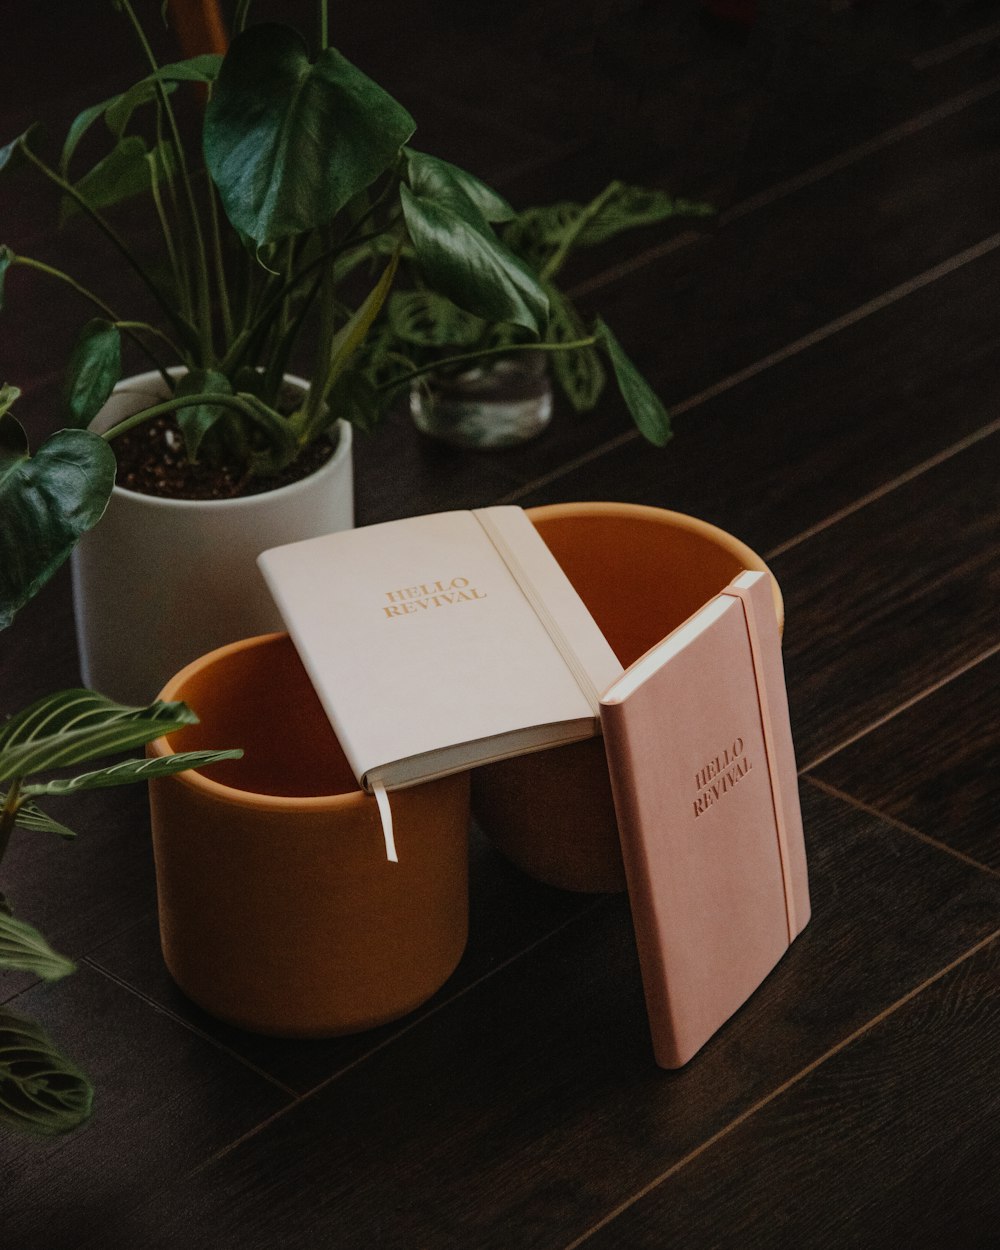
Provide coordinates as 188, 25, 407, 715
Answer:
525, 501, 784, 630
97, 369, 352, 513
148, 631, 367, 812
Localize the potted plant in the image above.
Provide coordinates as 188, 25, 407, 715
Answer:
0, 0, 678, 703
0, 398, 241, 1133
391, 180, 713, 448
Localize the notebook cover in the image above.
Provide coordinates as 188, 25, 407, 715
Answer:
257, 507, 622, 790
599, 571, 810, 1069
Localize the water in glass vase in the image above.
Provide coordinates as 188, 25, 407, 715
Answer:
410, 354, 553, 449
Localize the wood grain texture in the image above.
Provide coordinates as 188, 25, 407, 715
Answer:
90, 787, 1000, 1249
88, 825, 598, 1093
575, 929, 1000, 1250
810, 650, 1000, 873
2, 2, 1000, 1244
0, 964, 291, 1250
507, 244, 1000, 557
771, 430, 1000, 767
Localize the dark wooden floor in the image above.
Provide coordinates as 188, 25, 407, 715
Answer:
3, 1, 1000, 1246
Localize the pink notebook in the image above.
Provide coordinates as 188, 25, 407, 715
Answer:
599, 571, 811, 1069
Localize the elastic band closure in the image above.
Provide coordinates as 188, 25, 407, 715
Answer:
473, 510, 601, 714
373, 780, 398, 863
725, 584, 797, 944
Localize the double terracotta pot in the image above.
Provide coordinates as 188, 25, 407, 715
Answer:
147, 501, 780, 1036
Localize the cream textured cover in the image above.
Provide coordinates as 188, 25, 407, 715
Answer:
600, 571, 810, 1069
258, 507, 623, 791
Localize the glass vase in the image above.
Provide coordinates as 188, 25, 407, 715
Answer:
410, 354, 553, 449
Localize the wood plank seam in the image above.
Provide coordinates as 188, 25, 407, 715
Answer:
803, 777, 1000, 881
81, 954, 302, 1098
179, 898, 609, 1181
912, 19, 1000, 70
558, 925, 1000, 1250
497, 238, 1000, 508
567, 74, 1000, 303
796, 639, 1000, 771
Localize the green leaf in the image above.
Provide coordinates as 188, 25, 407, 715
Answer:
327, 369, 384, 435
205, 25, 415, 244
545, 286, 605, 413
400, 184, 548, 336
62, 136, 175, 222
12, 800, 77, 840
23, 748, 244, 798
0, 912, 75, 981
0, 420, 116, 630
404, 149, 515, 228
0, 129, 32, 177
503, 202, 581, 272
0, 383, 20, 418
0, 247, 11, 310
64, 320, 122, 428
105, 56, 222, 138
173, 369, 233, 462
60, 58, 221, 176
593, 317, 671, 446
61, 97, 123, 174
0, 1009, 92, 1137
576, 186, 714, 247
321, 252, 400, 401
387, 290, 486, 349
0, 690, 198, 784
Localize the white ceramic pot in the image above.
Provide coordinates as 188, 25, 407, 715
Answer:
71, 370, 353, 705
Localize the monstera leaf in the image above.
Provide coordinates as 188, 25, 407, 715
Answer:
400, 184, 548, 336
404, 149, 515, 230
205, 25, 415, 243
0, 402, 116, 630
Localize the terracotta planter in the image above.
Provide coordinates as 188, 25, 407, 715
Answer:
471, 503, 783, 893
72, 370, 354, 706
146, 633, 470, 1037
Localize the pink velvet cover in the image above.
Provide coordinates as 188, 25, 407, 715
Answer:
599, 571, 811, 1069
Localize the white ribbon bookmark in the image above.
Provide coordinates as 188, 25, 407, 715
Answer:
373, 780, 399, 863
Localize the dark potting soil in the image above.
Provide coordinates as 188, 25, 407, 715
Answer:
113, 414, 338, 501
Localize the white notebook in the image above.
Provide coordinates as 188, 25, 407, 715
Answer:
258, 507, 624, 795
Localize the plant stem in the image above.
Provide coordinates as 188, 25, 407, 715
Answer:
380, 337, 598, 390
100, 390, 294, 459
207, 180, 234, 343
8, 255, 177, 381
147, 143, 187, 313
18, 144, 192, 342
319, 0, 329, 49
152, 91, 195, 327
302, 232, 338, 428
540, 180, 621, 282
119, 0, 215, 364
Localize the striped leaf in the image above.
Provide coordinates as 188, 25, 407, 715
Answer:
545, 284, 605, 413
0, 690, 198, 784
387, 290, 486, 349
593, 316, 671, 447
12, 800, 77, 840
0, 1009, 92, 1137
23, 748, 243, 798
0, 912, 75, 981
